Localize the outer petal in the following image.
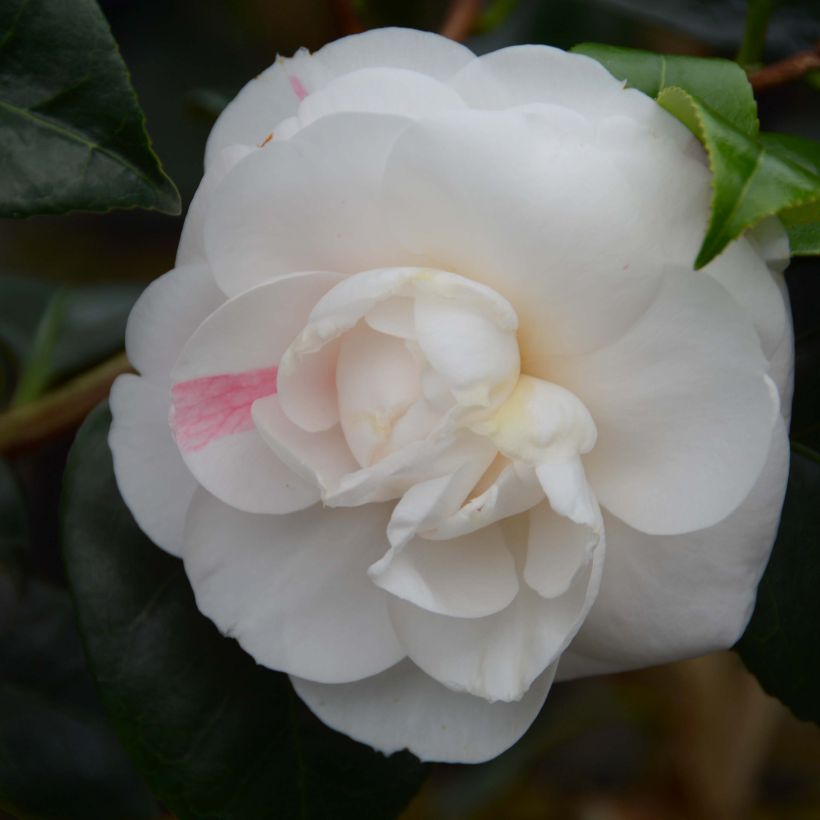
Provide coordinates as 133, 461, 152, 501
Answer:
449, 44, 677, 128
295, 68, 466, 132
291, 659, 554, 764
184, 489, 404, 683
702, 236, 787, 361
549, 270, 779, 535
382, 107, 679, 357
205, 28, 473, 167
204, 48, 328, 167
558, 418, 789, 679
170, 272, 342, 513
315, 27, 474, 81
389, 511, 603, 702
205, 114, 414, 297
109, 375, 196, 557
125, 264, 224, 386
177, 144, 253, 267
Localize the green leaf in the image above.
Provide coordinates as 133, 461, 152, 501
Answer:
61, 403, 428, 820
571, 43, 758, 134
657, 86, 820, 268
0, 276, 141, 406
0, 580, 160, 819
760, 132, 820, 253
736, 446, 820, 725
786, 222, 820, 255
0, 0, 180, 217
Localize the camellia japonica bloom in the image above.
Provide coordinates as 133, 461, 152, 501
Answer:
110, 28, 793, 763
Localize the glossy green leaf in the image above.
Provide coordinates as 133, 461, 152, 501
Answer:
0, 0, 180, 217
658, 87, 820, 267
61, 403, 428, 820
0, 276, 141, 406
0, 580, 160, 819
760, 132, 820, 254
571, 42, 758, 133
736, 446, 820, 725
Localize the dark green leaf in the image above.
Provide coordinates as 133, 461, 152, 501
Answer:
736, 447, 820, 724
0, 276, 141, 405
0, 0, 180, 217
0, 580, 159, 819
61, 403, 428, 820
571, 42, 758, 134
657, 86, 820, 267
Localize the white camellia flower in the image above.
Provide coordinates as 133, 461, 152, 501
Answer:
109, 28, 793, 763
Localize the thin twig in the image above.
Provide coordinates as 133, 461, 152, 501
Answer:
439, 0, 482, 42
749, 41, 820, 92
329, 0, 363, 36
0, 352, 131, 454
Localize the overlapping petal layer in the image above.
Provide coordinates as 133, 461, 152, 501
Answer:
109, 28, 794, 767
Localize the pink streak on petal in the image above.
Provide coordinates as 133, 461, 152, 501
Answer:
289, 75, 308, 101
170, 366, 278, 453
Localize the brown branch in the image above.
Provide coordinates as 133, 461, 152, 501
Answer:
439, 0, 482, 42
329, 0, 363, 36
749, 41, 820, 92
0, 352, 132, 455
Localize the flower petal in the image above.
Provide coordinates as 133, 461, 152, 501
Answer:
205, 114, 413, 297
177, 144, 253, 267
525, 500, 600, 599
205, 28, 473, 168
550, 270, 779, 535
277, 336, 342, 433
170, 272, 342, 513
291, 658, 554, 763
702, 236, 787, 360
449, 44, 666, 125
325, 430, 494, 507
252, 395, 358, 492
204, 48, 329, 167
414, 293, 519, 407
125, 264, 224, 386
315, 27, 474, 81
336, 323, 422, 466
382, 107, 674, 357
557, 418, 789, 679
108, 375, 196, 557
295, 67, 465, 131
389, 511, 603, 701
369, 521, 518, 619
184, 489, 404, 683
425, 459, 546, 540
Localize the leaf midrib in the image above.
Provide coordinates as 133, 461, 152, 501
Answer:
0, 97, 161, 197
